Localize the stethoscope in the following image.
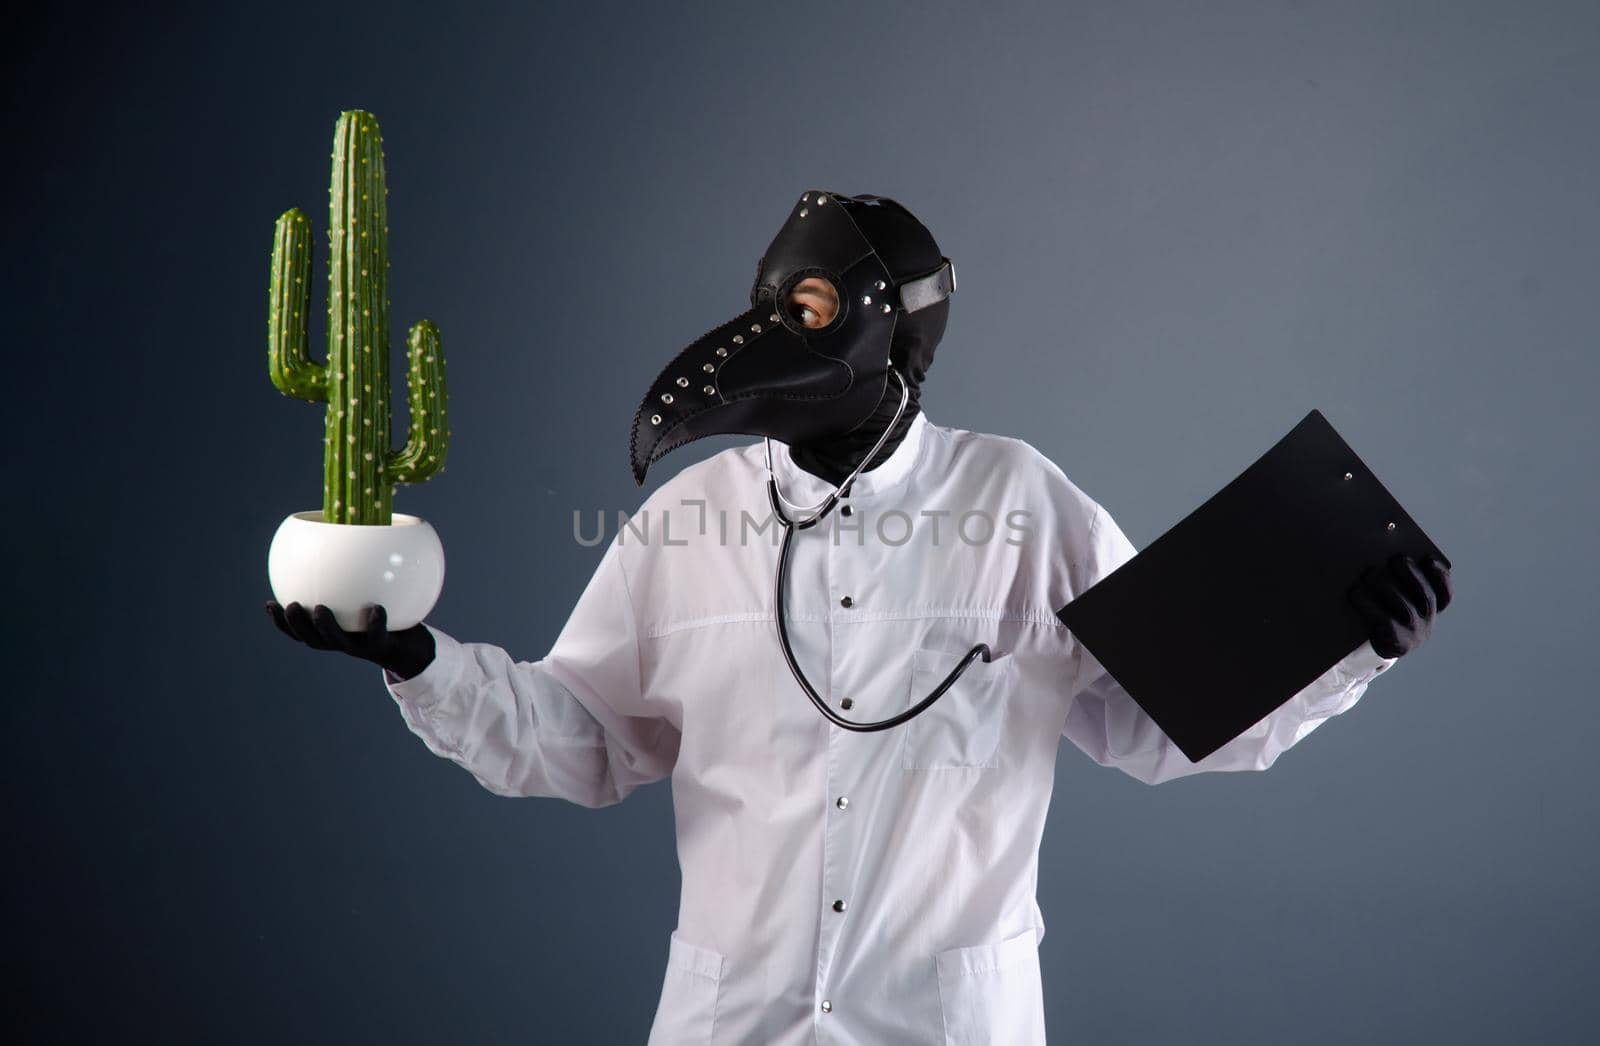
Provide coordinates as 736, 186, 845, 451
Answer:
764, 368, 992, 732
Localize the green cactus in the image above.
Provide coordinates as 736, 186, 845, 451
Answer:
268, 110, 449, 525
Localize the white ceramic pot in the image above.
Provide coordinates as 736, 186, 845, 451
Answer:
268, 511, 445, 631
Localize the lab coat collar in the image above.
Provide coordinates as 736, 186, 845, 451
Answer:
769, 409, 931, 503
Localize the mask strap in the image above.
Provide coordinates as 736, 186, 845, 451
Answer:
764, 368, 910, 528
898, 257, 957, 313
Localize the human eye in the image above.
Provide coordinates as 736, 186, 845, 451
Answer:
785, 277, 839, 329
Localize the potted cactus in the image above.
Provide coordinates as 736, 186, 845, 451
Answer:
266, 110, 450, 631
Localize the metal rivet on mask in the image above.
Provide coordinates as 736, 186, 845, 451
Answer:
716, 347, 728, 357
861, 295, 872, 305
733, 335, 744, 344
751, 323, 762, 333
675, 376, 689, 387
817, 195, 828, 206
702, 363, 714, 373
661, 393, 674, 404
1386, 521, 1396, 530
703, 385, 715, 395
770, 313, 780, 323
799, 208, 809, 218
874, 280, 886, 291
881, 303, 891, 313
650, 414, 661, 425
1344, 472, 1353, 481
802, 193, 810, 202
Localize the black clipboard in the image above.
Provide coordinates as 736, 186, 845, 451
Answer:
1055, 409, 1450, 763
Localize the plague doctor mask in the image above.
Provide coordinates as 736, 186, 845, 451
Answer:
629, 190, 987, 732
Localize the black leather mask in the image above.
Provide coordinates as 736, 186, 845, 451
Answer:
629, 189, 955, 484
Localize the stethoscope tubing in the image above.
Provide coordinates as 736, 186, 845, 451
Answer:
765, 368, 991, 733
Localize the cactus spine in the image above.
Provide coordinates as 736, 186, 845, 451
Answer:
268, 110, 449, 525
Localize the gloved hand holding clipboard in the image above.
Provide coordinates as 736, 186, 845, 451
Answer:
1056, 409, 1454, 763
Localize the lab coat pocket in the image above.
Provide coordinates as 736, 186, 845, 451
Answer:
934, 927, 1047, 1045
646, 930, 725, 1045
901, 647, 1012, 770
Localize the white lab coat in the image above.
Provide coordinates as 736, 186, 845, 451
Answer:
383, 411, 1394, 1044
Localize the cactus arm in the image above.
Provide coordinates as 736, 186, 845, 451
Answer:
267, 208, 327, 402
386, 319, 450, 494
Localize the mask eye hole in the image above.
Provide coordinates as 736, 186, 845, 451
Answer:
785, 276, 840, 330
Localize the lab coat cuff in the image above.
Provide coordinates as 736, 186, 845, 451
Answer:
1333, 638, 1397, 689
1283, 639, 1391, 721
382, 623, 463, 710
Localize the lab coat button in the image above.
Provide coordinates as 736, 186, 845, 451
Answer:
832, 899, 847, 913
840, 697, 854, 710
836, 795, 849, 810
840, 505, 853, 516
840, 596, 853, 608
820, 1000, 832, 1013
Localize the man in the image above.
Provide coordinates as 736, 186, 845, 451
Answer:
268, 190, 1451, 1044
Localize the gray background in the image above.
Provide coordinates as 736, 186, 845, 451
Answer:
5, 1, 1596, 1042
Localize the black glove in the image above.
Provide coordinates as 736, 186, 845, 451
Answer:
265, 600, 437, 681
1346, 554, 1453, 660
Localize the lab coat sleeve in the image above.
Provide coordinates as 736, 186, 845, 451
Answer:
1059, 504, 1397, 786
382, 541, 679, 807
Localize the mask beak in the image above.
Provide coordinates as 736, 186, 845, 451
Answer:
629, 302, 882, 485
